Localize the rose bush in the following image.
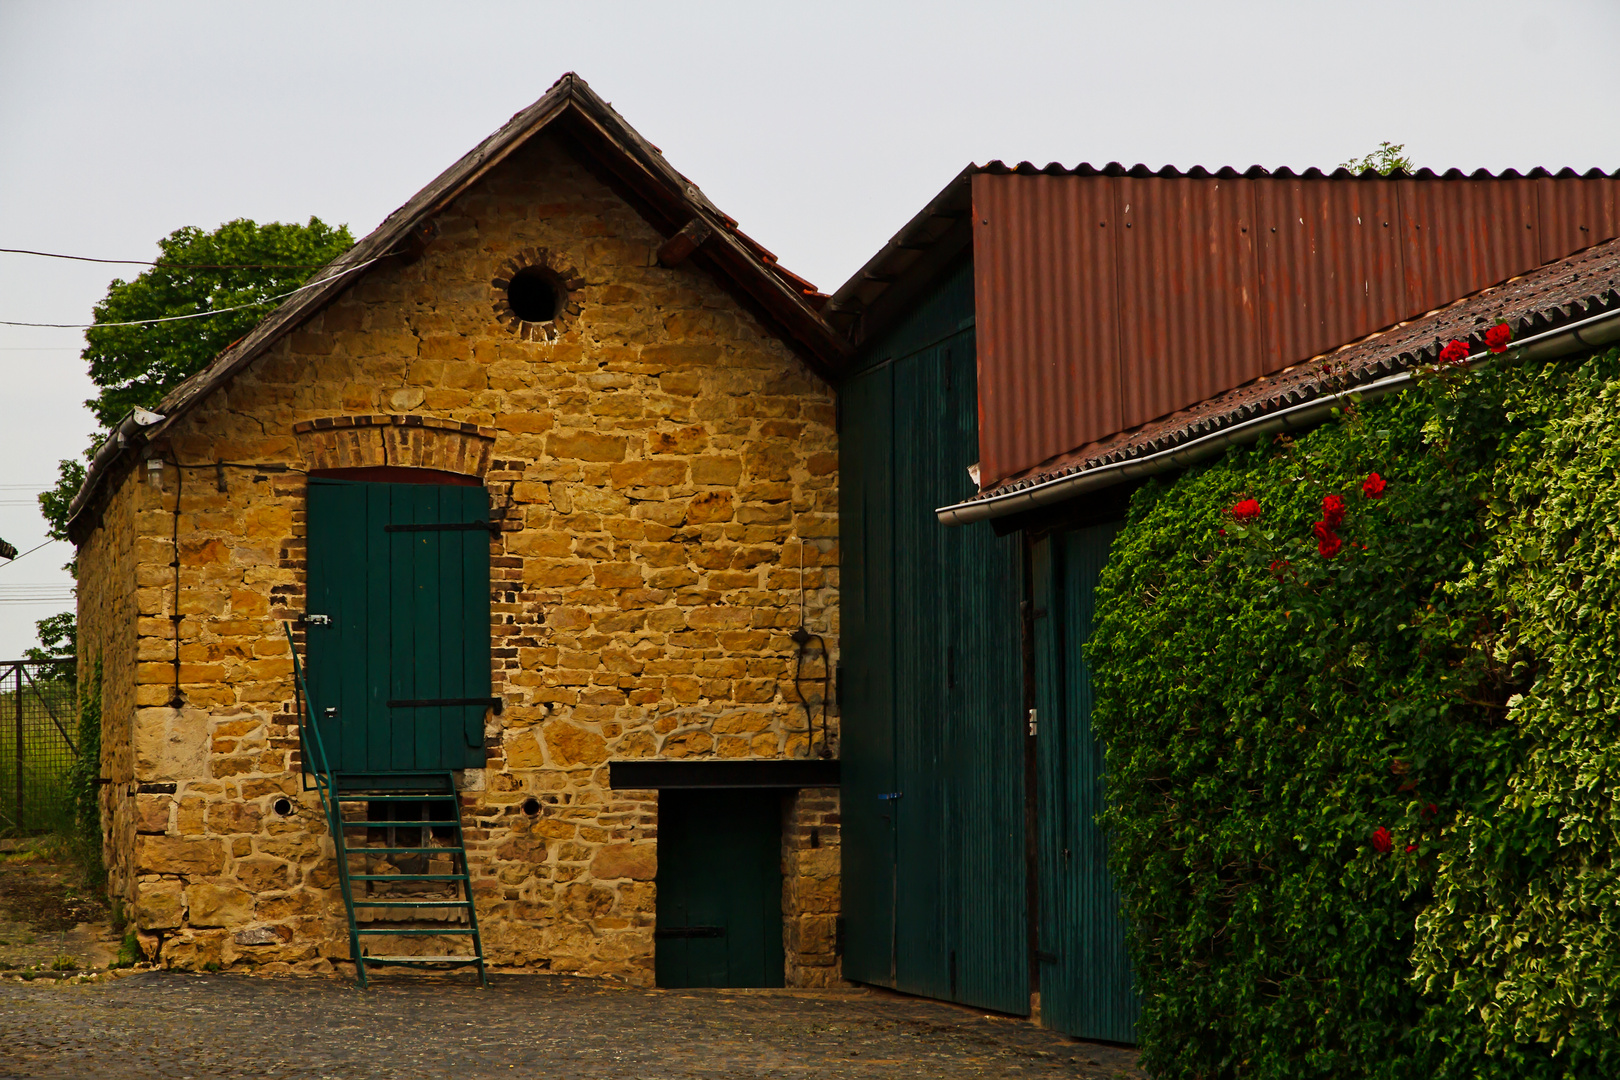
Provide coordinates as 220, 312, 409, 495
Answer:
1087, 343, 1620, 1078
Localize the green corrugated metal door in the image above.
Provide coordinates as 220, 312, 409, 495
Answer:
1033, 523, 1139, 1042
838, 364, 898, 986
839, 278, 1027, 1013
306, 478, 491, 777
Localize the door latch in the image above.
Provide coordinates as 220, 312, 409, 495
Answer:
877, 792, 903, 801
305, 614, 332, 627
323, 707, 336, 718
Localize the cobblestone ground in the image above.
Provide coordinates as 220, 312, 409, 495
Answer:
0, 971, 1142, 1079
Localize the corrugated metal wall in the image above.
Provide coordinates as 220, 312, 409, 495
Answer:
1032, 522, 1138, 1042
972, 170, 1620, 485
839, 259, 1029, 1014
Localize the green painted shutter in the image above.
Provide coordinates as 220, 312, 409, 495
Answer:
306, 479, 491, 777
1034, 523, 1139, 1042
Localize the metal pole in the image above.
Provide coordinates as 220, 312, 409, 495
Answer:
14, 664, 23, 832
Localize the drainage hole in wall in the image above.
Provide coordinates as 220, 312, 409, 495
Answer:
272, 797, 294, 817
507, 266, 560, 322
522, 797, 541, 816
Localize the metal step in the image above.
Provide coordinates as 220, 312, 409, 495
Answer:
356, 927, 476, 936
349, 872, 468, 882
361, 954, 480, 965
342, 846, 463, 856
340, 820, 460, 829
335, 793, 458, 802
351, 899, 471, 909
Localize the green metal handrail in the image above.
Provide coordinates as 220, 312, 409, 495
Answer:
283, 622, 361, 973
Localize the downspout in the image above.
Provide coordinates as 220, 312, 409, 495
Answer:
937, 305, 1620, 526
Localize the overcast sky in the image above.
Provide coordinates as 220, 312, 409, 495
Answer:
2, 0, 1619, 657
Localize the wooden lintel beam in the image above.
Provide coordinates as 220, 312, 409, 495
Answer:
657, 217, 714, 267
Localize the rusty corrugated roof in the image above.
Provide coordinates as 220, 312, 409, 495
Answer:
962, 233, 1620, 505
829, 160, 1620, 488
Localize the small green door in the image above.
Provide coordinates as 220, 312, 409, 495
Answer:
305, 477, 491, 779
655, 789, 785, 988
1033, 522, 1140, 1042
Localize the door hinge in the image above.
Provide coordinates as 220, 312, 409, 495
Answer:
304, 614, 332, 627
1028, 708, 1038, 736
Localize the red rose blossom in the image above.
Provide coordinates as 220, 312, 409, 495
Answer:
1322, 493, 1346, 529
1362, 472, 1386, 499
1231, 498, 1261, 522
1318, 533, 1343, 559
1439, 338, 1470, 366
1484, 323, 1512, 353
1312, 520, 1334, 543
1268, 558, 1291, 579
1371, 826, 1392, 853
1405, 843, 1418, 853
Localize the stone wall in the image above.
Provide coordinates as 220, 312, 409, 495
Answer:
75, 464, 141, 908
86, 129, 843, 983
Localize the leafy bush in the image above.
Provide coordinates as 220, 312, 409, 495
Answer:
1087, 350, 1620, 1077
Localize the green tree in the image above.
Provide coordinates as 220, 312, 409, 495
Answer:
33, 217, 352, 648
1341, 140, 1415, 175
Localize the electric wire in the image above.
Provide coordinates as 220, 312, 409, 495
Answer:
0, 257, 382, 329
0, 538, 62, 568
0, 246, 347, 269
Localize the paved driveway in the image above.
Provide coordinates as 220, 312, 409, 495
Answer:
0, 971, 1141, 1079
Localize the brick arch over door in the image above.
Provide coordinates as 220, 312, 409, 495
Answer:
292, 415, 498, 478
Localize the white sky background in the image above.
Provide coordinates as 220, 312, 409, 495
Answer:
1, 0, 1618, 657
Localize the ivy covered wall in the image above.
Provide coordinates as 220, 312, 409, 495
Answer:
1087, 347, 1620, 1078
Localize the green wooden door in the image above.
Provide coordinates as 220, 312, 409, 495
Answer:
838, 258, 1028, 1014
305, 478, 491, 779
655, 789, 785, 988
1033, 523, 1139, 1042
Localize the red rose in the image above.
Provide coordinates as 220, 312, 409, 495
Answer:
1231, 498, 1261, 522
1268, 558, 1290, 579
1322, 493, 1346, 529
1318, 533, 1343, 559
1439, 339, 1470, 366
1312, 520, 1333, 542
1484, 323, 1512, 353
1362, 472, 1386, 499
1372, 826, 1392, 853
1405, 843, 1418, 854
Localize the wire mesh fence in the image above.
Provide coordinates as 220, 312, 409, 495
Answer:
0, 659, 79, 837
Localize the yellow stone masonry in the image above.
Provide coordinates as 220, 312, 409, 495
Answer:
80, 131, 842, 984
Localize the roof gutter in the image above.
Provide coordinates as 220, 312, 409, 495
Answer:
65, 409, 149, 529
937, 304, 1620, 526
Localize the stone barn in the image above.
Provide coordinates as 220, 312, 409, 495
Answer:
67, 73, 848, 986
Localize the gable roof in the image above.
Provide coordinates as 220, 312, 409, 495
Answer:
68, 73, 846, 533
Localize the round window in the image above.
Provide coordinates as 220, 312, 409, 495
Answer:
507, 266, 561, 323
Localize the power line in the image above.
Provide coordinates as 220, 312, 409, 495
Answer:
0, 246, 344, 269
0, 257, 381, 329
0, 538, 62, 569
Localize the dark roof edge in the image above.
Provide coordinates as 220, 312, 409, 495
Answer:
822, 166, 975, 351
938, 293, 1620, 526
66, 73, 845, 536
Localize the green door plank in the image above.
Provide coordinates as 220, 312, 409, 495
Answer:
837, 364, 898, 988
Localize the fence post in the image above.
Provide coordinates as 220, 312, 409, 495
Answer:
12, 663, 21, 833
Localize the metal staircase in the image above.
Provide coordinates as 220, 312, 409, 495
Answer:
287, 626, 488, 988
